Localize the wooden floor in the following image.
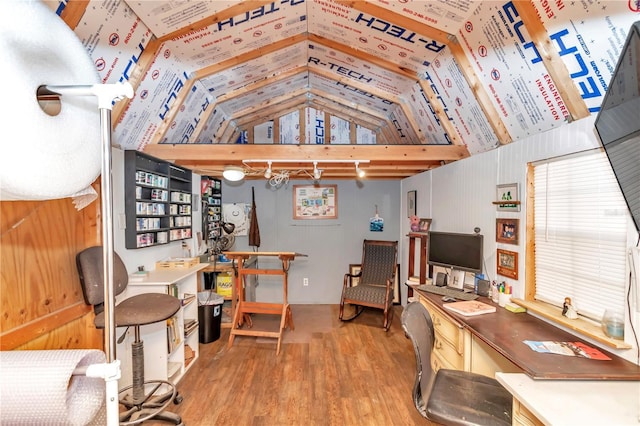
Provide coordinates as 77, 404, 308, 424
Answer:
145, 304, 433, 425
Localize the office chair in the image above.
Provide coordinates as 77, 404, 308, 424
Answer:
401, 301, 513, 426
77, 246, 183, 425
339, 239, 398, 330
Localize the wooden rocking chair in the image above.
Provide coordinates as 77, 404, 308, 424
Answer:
339, 239, 398, 330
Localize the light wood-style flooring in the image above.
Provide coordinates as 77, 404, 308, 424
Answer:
146, 304, 433, 425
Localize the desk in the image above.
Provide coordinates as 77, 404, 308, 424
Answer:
496, 373, 640, 425
417, 290, 640, 380
417, 290, 640, 425
223, 251, 306, 355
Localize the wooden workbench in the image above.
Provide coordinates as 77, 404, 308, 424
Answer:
223, 251, 306, 355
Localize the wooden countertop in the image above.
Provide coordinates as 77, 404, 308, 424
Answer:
417, 290, 640, 380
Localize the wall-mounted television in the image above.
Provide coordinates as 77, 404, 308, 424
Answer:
428, 231, 483, 274
594, 20, 640, 233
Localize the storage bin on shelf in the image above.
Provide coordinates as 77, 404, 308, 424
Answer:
156, 257, 199, 269
215, 271, 233, 297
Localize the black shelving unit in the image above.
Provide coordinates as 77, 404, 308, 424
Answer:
201, 176, 222, 251
124, 150, 193, 249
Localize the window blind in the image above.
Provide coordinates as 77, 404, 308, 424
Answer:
533, 149, 629, 320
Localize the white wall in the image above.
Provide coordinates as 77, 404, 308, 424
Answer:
110, 149, 401, 305
111, 149, 194, 271
401, 115, 640, 362
221, 179, 401, 304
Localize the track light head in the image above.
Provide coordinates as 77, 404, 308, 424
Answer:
313, 161, 321, 180
264, 161, 272, 179
355, 161, 365, 178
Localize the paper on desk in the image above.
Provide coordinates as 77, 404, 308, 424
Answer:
523, 340, 611, 360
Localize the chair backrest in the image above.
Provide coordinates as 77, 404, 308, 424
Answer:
401, 301, 437, 416
76, 246, 129, 308
359, 239, 398, 286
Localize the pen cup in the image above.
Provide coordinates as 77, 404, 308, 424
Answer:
498, 292, 510, 307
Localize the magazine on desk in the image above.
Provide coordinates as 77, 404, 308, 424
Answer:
523, 340, 611, 360
442, 300, 496, 316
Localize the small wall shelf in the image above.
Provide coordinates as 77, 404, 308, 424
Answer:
125, 150, 193, 249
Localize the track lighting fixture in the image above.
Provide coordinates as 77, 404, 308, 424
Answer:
241, 159, 370, 181
264, 161, 272, 179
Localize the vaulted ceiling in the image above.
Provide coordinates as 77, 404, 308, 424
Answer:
53, 0, 638, 180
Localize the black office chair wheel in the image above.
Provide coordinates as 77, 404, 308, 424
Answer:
174, 393, 183, 404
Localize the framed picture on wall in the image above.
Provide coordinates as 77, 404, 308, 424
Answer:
418, 218, 432, 233
293, 184, 337, 219
497, 249, 518, 280
407, 190, 417, 217
349, 263, 401, 304
496, 218, 519, 245
495, 183, 521, 212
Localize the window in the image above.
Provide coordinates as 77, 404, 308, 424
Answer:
531, 149, 629, 321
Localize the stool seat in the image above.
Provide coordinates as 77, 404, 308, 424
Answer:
94, 293, 180, 329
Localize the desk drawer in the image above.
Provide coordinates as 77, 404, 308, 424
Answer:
512, 399, 544, 426
432, 353, 451, 372
421, 299, 464, 353
433, 335, 464, 370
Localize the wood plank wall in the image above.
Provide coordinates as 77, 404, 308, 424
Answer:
0, 182, 103, 350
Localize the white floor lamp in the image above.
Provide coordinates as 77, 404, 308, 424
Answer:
43, 82, 134, 426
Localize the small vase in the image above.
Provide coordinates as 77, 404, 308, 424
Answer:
602, 309, 624, 340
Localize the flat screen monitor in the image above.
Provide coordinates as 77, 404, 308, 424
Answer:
594, 20, 640, 233
428, 231, 483, 274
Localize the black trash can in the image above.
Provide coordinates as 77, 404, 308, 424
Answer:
198, 291, 224, 344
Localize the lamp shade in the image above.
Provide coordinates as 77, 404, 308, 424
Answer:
223, 166, 245, 181
221, 221, 236, 235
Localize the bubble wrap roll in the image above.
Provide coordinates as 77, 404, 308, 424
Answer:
0, 350, 106, 425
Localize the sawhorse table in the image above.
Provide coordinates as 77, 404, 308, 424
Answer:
224, 251, 306, 355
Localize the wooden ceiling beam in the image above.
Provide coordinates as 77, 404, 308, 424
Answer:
143, 143, 469, 163
58, 0, 89, 30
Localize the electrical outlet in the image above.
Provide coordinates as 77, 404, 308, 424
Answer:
303, 277, 309, 286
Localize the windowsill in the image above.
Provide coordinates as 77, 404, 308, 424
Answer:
511, 298, 632, 350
